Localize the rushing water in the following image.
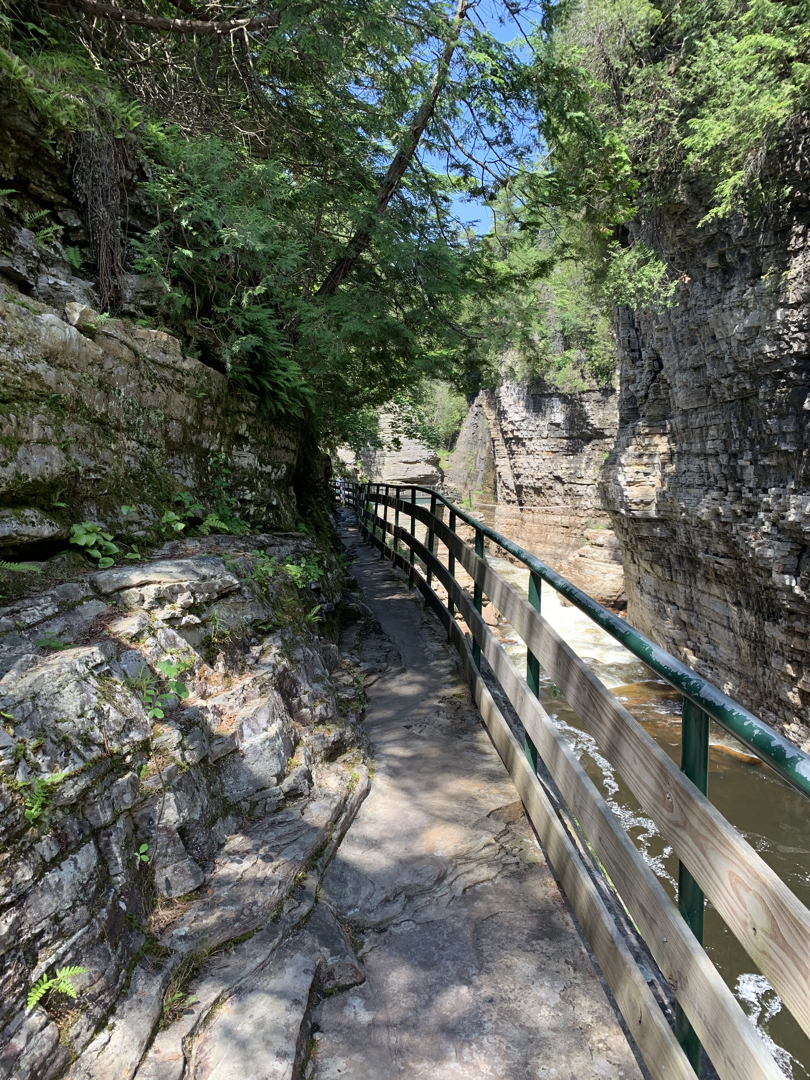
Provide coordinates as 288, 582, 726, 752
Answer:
484, 554, 810, 1079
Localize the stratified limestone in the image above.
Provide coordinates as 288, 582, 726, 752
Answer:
445, 383, 624, 604
600, 173, 810, 741
338, 413, 441, 487
0, 287, 299, 540
0, 533, 374, 1080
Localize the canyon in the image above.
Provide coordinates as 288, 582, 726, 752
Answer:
441, 177, 810, 746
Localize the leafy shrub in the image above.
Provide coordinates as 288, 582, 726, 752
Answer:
70, 523, 119, 568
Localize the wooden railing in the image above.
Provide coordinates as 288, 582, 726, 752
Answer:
334, 479, 810, 1080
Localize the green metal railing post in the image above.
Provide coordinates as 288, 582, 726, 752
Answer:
675, 698, 710, 1075
427, 492, 437, 587
447, 510, 457, 634
381, 484, 389, 559
525, 571, 542, 773
472, 527, 484, 669
393, 486, 400, 560
409, 487, 416, 588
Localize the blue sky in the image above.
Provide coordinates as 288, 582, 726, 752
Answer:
424, 0, 541, 232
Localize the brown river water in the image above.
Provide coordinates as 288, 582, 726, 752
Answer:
483, 554, 810, 1079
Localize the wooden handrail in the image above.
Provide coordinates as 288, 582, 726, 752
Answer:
338, 481, 810, 1080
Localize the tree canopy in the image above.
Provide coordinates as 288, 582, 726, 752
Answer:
2, 0, 808, 442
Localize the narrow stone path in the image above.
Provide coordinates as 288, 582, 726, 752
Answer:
307, 517, 645, 1079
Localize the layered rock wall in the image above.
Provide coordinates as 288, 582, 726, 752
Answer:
0, 535, 377, 1078
446, 383, 624, 603
338, 412, 441, 488
600, 188, 810, 739
0, 287, 299, 552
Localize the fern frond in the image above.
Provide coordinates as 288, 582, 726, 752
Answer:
56, 965, 87, 979
0, 560, 41, 574
199, 513, 230, 536
26, 975, 53, 1010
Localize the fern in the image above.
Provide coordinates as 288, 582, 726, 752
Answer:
26, 966, 87, 1011
0, 560, 41, 575
198, 513, 230, 536
23, 771, 67, 825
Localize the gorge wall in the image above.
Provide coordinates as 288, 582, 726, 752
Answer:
445, 382, 625, 605
0, 282, 300, 557
600, 179, 810, 744
0, 96, 303, 563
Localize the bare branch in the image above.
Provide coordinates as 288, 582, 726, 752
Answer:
46, 0, 280, 34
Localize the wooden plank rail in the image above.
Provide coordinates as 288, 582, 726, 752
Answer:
344, 487, 810, 1080
411, 503, 810, 1042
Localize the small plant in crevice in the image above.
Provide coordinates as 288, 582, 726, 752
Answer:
134, 842, 150, 865
283, 556, 324, 589
159, 950, 207, 1028
23, 771, 68, 825
209, 453, 251, 535
129, 660, 190, 721
250, 551, 279, 588
27, 966, 88, 1012
70, 522, 119, 568
36, 631, 69, 652
160, 510, 186, 535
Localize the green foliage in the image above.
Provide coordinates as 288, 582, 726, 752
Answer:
459, 185, 621, 392
64, 245, 83, 273
35, 631, 68, 651
283, 557, 324, 589
129, 660, 190, 721
70, 522, 119, 568
134, 842, 150, 865
23, 771, 68, 825
602, 242, 676, 311
207, 456, 251, 534
251, 552, 280, 588
160, 510, 185, 535
0, 559, 41, 577
1, 0, 565, 440
562, 0, 810, 220
27, 966, 87, 1011
389, 379, 468, 452
156, 659, 191, 701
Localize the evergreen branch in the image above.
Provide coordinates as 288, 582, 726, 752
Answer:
314, 0, 471, 300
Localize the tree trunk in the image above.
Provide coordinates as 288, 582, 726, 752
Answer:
314, 0, 470, 300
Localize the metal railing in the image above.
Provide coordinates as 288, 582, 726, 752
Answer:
333, 478, 810, 1080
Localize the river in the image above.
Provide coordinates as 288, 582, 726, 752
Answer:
482, 555, 810, 1079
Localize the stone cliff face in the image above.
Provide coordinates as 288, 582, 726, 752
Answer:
0, 286, 299, 553
0, 536, 379, 1079
0, 102, 304, 556
339, 412, 441, 487
445, 383, 624, 604
600, 189, 810, 741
